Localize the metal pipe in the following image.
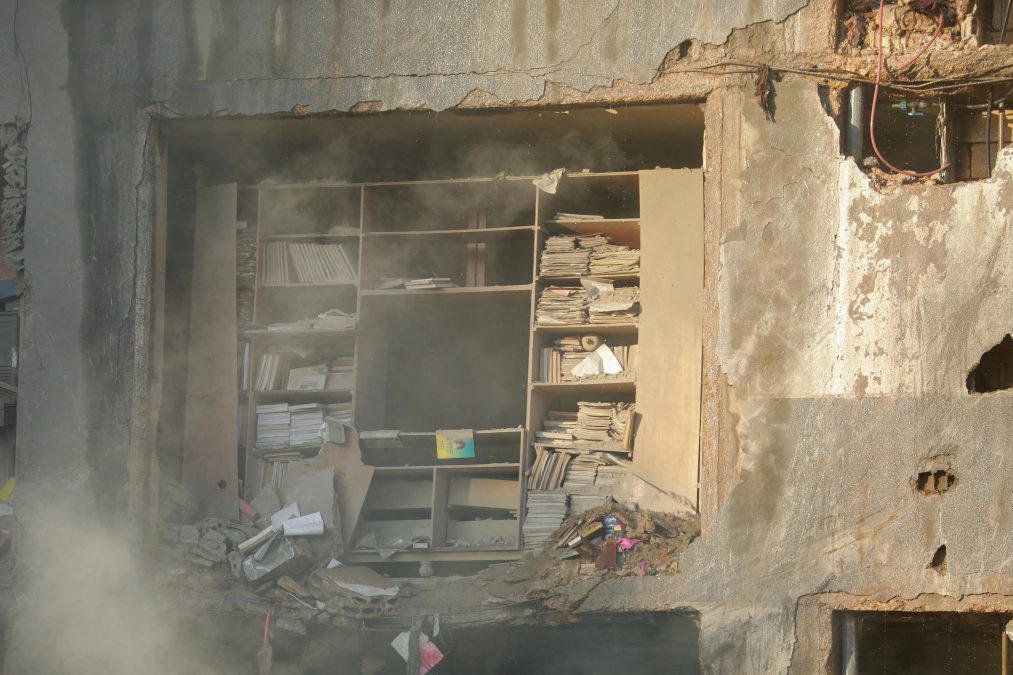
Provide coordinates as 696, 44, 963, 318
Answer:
847, 85, 866, 161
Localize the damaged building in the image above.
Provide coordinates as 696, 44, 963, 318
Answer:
0, 0, 1011, 672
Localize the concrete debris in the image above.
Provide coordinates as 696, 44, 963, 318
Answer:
307, 567, 400, 618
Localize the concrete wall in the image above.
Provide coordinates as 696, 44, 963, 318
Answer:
2, 1, 1012, 673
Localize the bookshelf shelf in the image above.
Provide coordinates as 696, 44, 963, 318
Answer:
360, 284, 533, 298
243, 328, 356, 338
259, 282, 358, 289
364, 226, 536, 242
253, 389, 353, 398
530, 379, 637, 395
261, 233, 361, 241
372, 462, 521, 471
539, 272, 640, 282
341, 549, 524, 564
533, 322, 639, 335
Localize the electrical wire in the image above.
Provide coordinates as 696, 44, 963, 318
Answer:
869, 0, 950, 177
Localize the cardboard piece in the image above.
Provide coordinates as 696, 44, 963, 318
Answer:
284, 430, 374, 551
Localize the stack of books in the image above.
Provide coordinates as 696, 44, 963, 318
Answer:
534, 402, 637, 454
522, 490, 568, 550
573, 402, 613, 443
254, 402, 327, 451
595, 465, 628, 489
589, 286, 640, 324
561, 454, 603, 493
325, 401, 354, 427
261, 242, 358, 285
533, 410, 578, 448
326, 356, 354, 391
255, 403, 292, 450
589, 244, 640, 275
535, 286, 589, 325
289, 404, 325, 447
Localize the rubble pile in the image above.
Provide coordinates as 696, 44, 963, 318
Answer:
534, 498, 699, 578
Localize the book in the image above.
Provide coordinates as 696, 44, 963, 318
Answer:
436, 429, 476, 460
286, 364, 327, 391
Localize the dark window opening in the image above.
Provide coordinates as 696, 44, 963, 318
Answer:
967, 334, 1013, 393
914, 468, 957, 495
980, 0, 1013, 44
845, 85, 1013, 184
837, 611, 1013, 675
357, 613, 701, 675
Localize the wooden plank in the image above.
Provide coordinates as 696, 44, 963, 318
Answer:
633, 169, 703, 504
183, 183, 240, 519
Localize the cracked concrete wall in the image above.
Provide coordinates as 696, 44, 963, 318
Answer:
150, 0, 810, 115
682, 80, 1013, 673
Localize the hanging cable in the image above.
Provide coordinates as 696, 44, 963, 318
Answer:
869, 0, 950, 177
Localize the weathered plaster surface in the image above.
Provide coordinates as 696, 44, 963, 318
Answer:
684, 80, 1013, 673
719, 81, 1013, 399
150, 0, 810, 115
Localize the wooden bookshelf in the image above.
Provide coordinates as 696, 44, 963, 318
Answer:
220, 169, 703, 563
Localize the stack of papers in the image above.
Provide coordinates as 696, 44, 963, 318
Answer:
589, 287, 640, 324
574, 402, 614, 442
535, 286, 589, 325
562, 454, 605, 493
589, 244, 640, 275
540, 236, 590, 277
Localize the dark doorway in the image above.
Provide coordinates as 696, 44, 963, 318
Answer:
840, 611, 1012, 675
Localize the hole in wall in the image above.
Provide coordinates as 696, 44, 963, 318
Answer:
914, 468, 957, 495
928, 544, 947, 574
967, 334, 1013, 393
216, 479, 227, 490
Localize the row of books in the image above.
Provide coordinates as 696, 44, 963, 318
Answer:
533, 402, 637, 453
538, 338, 638, 383
255, 402, 351, 451
254, 351, 354, 392
261, 242, 358, 285
526, 446, 572, 491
